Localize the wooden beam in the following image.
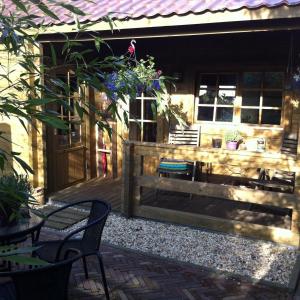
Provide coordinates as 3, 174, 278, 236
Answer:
121, 141, 134, 217
88, 87, 97, 179
134, 148, 297, 172
135, 205, 299, 246
136, 175, 298, 209
111, 121, 118, 179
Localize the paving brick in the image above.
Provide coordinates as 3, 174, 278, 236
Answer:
36, 228, 290, 300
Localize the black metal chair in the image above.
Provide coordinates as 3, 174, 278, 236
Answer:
0, 250, 81, 300
34, 200, 111, 300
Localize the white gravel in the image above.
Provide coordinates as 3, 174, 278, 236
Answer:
49, 211, 299, 287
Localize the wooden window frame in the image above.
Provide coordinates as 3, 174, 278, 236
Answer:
55, 71, 83, 149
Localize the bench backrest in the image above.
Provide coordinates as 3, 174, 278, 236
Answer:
168, 126, 200, 146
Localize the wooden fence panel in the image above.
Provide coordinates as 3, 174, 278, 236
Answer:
121, 141, 300, 247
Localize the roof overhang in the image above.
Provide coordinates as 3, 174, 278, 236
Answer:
36, 5, 300, 42
39, 5, 300, 33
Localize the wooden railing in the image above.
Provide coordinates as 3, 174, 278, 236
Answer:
121, 141, 300, 247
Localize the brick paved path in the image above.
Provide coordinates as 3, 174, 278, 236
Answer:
57, 238, 289, 300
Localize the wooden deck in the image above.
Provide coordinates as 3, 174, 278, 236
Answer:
47, 177, 122, 211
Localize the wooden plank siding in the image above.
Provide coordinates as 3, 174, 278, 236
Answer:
121, 141, 300, 247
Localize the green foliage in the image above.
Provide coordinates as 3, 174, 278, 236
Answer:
224, 130, 242, 142
0, 174, 35, 224
0, 1, 181, 175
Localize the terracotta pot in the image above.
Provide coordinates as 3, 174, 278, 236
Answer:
226, 141, 238, 150
212, 138, 222, 148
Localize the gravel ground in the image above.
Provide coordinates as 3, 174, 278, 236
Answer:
47, 210, 299, 287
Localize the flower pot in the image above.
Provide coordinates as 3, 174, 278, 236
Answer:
0, 209, 18, 227
226, 141, 238, 150
212, 138, 222, 148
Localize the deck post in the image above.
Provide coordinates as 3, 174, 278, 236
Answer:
121, 141, 134, 217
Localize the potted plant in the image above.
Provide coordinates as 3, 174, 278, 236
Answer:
0, 175, 36, 227
212, 137, 222, 148
224, 130, 242, 150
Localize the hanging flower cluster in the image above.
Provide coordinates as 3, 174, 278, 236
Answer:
102, 40, 166, 102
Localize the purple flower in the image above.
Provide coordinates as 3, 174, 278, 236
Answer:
152, 80, 161, 91
104, 72, 119, 101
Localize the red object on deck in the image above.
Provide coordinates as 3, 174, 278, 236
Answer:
101, 144, 107, 177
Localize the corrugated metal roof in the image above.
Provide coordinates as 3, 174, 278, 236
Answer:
3, 0, 300, 25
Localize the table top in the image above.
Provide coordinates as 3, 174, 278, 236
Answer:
250, 180, 293, 190
0, 211, 44, 242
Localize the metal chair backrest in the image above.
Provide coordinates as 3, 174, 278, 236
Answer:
281, 132, 298, 155
81, 200, 111, 252
0, 254, 80, 300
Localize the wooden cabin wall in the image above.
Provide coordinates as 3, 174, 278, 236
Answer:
42, 31, 299, 181
0, 46, 45, 190
110, 31, 299, 178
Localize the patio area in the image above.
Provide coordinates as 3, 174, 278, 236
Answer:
40, 229, 290, 300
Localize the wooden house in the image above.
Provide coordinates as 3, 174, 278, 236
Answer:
3, 0, 300, 245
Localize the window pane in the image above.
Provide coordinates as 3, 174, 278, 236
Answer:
263, 72, 283, 89
219, 74, 237, 89
200, 74, 217, 89
197, 107, 214, 121
263, 91, 282, 107
216, 107, 233, 122
199, 89, 215, 104
217, 89, 235, 105
242, 91, 260, 106
144, 100, 156, 120
71, 123, 81, 144
241, 109, 259, 124
69, 76, 78, 92
143, 123, 157, 142
243, 72, 262, 88
129, 122, 141, 141
56, 129, 69, 146
261, 109, 281, 125
129, 99, 141, 119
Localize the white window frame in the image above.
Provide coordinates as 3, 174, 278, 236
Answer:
194, 72, 284, 126
240, 72, 283, 125
195, 73, 237, 123
128, 93, 157, 142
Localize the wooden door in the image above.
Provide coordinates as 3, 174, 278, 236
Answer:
46, 70, 87, 193
93, 90, 118, 178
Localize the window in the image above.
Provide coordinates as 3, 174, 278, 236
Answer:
195, 72, 284, 126
241, 72, 283, 125
129, 93, 157, 142
54, 72, 82, 147
196, 74, 237, 122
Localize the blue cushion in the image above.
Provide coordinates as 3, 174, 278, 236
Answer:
158, 160, 193, 173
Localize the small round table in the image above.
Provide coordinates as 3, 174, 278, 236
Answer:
0, 211, 44, 245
